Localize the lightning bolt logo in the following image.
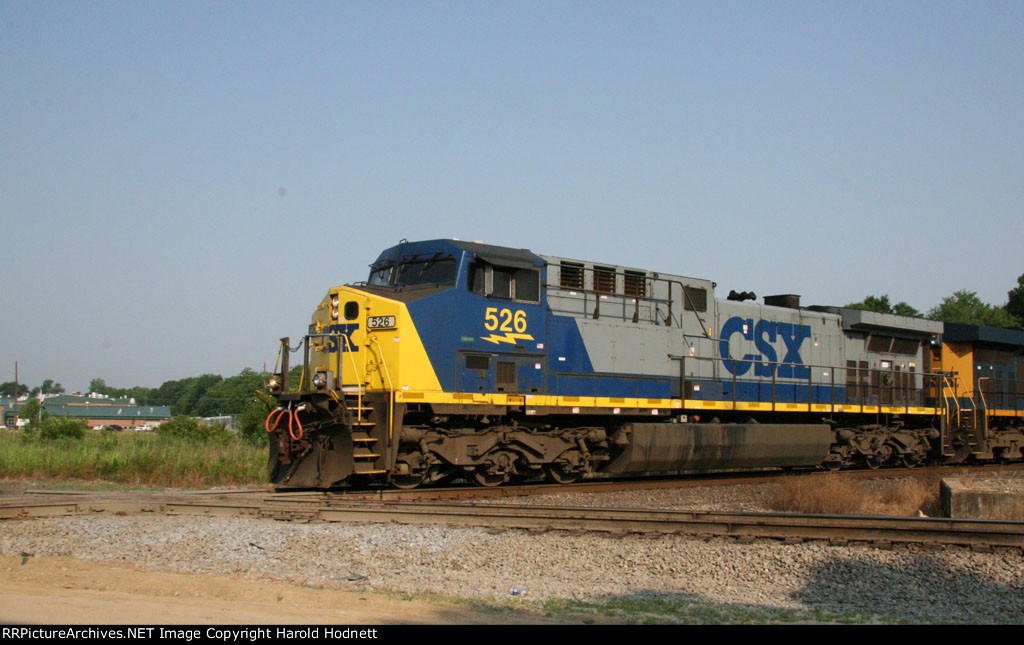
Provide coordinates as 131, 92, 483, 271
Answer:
481, 332, 535, 345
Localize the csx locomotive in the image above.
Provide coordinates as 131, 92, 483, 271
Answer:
266, 239, 1024, 488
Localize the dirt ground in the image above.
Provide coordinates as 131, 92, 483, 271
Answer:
0, 555, 561, 625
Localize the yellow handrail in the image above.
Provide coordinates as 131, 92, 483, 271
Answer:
370, 338, 396, 443
340, 334, 363, 418
975, 377, 990, 413
942, 375, 962, 417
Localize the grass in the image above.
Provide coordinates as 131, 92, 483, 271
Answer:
765, 470, 951, 517
0, 428, 266, 489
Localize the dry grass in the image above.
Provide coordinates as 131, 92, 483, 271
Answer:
765, 471, 953, 517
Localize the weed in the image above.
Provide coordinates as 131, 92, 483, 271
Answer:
0, 428, 264, 488
765, 471, 954, 516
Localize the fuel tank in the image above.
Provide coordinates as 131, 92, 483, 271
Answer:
605, 422, 833, 473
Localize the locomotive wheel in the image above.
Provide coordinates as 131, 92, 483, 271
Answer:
390, 473, 425, 489
865, 455, 881, 470
543, 462, 581, 485
471, 468, 509, 487
876, 444, 894, 466
900, 454, 920, 468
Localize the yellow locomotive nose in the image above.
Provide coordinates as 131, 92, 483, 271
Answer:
305, 285, 442, 395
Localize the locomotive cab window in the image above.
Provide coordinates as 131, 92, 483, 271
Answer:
395, 258, 457, 287
468, 262, 487, 295
368, 263, 394, 286
368, 258, 456, 287
468, 261, 540, 303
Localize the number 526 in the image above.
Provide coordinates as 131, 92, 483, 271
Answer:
484, 307, 527, 333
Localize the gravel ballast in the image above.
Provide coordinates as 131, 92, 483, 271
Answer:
2, 482, 1022, 624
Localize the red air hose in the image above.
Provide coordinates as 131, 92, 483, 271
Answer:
266, 406, 304, 441
289, 409, 304, 441
265, 408, 287, 434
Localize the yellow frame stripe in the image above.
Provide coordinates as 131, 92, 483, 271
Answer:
394, 391, 970, 416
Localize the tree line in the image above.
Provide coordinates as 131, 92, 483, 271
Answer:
846, 273, 1024, 328
84, 367, 302, 417
2, 366, 301, 418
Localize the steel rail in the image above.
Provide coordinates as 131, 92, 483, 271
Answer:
3, 493, 1022, 550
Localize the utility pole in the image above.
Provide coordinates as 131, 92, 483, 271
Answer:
13, 361, 18, 429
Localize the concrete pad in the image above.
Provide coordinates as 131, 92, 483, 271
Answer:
941, 477, 1024, 521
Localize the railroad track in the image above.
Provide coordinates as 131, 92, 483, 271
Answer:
283, 462, 1024, 501
2, 490, 1022, 551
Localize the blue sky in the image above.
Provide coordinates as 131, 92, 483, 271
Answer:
2, 1, 1022, 392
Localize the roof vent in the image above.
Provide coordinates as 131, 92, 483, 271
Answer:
764, 294, 801, 309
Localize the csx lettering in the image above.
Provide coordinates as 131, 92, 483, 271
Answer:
718, 316, 810, 378
326, 323, 359, 353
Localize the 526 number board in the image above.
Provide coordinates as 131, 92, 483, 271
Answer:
367, 315, 397, 330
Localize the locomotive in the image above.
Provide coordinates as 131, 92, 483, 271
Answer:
266, 239, 1024, 488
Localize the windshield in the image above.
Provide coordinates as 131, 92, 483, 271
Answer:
368, 258, 457, 287
368, 264, 394, 286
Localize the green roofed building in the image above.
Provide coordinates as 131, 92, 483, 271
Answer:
42, 403, 172, 429
1, 395, 171, 430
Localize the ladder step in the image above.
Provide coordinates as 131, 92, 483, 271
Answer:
353, 467, 387, 475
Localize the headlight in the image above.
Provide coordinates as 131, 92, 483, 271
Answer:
331, 295, 339, 320
268, 374, 282, 394
312, 371, 328, 389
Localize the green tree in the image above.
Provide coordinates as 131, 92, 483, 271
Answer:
30, 379, 66, 397
927, 290, 1019, 327
0, 382, 29, 398
1007, 273, 1024, 325
174, 374, 224, 416
846, 294, 920, 318
40, 379, 65, 394
19, 399, 42, 426
89, 378, 114, 396
238, 398, 272, 445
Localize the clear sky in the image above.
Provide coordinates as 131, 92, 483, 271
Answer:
2, 1, 1022, 392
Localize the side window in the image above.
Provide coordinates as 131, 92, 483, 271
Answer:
514, 269, 539, 302
469, 263, 540, 303
468, 262, 486, 295
492, 268, 513, 299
